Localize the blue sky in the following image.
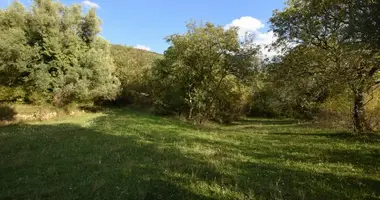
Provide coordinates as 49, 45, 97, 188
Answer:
1, 0, 285, 54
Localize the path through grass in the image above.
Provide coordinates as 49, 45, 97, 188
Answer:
1, 109, 379, 199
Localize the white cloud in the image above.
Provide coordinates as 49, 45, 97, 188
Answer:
225, 16, 264, 39
225, 16, 278, 58
82, 0, 100, 9
134, 45, 151, 51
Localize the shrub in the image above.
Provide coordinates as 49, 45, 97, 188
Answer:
0, 86, 26, 102
0, 105, 16, 121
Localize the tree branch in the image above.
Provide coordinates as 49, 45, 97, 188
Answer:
364, 82, 380, 106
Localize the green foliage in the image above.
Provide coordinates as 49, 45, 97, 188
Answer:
318, 88, 380, 131
270, 0, 380, 132
150, 22, 258, 123
0, 2, 38, 87
0, 86, 26, 102
317, 90, 353, 128
0, 104, 16, 121
253, 46, 335, 119
0, 0, 120, 106
247, 86, 280, 118
80, 8, 101, 44
111, 45, 161, 105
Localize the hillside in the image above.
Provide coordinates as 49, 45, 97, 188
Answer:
110, 45, 162, 104
111, 45, 162, 70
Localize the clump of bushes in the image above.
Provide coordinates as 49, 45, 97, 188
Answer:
0, 0, 119, 106
0, 105, 16, 121
148, 22, 258, 124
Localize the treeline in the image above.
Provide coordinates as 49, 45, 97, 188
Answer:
112, 24, 258, 124
1, 0, 379, 133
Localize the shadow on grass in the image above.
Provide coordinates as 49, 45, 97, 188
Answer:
234, 162, 380, 200
233, 118, 300, 126
0, 109, 379, 199
189, 132, 380, 179
265, 132, 380, 143
0, 123, 214, 200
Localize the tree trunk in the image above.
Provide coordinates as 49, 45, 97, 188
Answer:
188, 106, 193, 120
353, 88, 366, 133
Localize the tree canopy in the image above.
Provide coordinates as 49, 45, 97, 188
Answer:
0, 0, 119, 106
270, 0, 380, 132
149, 22, 259, 123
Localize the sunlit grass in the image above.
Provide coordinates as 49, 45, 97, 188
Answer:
0, 108, 379, 199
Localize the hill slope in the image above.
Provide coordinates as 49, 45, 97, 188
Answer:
110, 45, 162, 104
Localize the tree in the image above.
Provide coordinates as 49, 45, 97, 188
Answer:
270, 0, 380, 132
0, 0, 120, 105
0, 2, 37, 88
260, 45, 339, 119
80, 8, 101, 45
150, 22, 258, 123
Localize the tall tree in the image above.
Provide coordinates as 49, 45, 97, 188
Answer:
0, 0, 119, 105
0, 1, 37, 88
270, 0, 380, 132
150, 22, 258, 123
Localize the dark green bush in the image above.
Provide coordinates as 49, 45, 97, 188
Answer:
0, 105, 16, 121
0, 86, 26, 102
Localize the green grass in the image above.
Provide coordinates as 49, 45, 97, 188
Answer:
0, 109, 379, 200
7, 103, 59, 115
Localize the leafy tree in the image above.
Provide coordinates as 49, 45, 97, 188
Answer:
0, 0, 120, 106
80, 8, 101, 45
150, 22, 258, 123
258, 45, 338, 119
270, 0, 380, 132
0, 2, 38, 88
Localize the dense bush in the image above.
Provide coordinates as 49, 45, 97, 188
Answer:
149, 22, 258, 123
317, 89, 380, 131
247, 87, 279, 118
0, 86, 26, 102
0, 0, 119, 106
270, 0, 380, 132
0, 105, 16, 121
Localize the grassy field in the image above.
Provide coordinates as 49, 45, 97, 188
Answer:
0, 109, 379, 200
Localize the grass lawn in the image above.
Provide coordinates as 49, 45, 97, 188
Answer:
0, 109, 379, 200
